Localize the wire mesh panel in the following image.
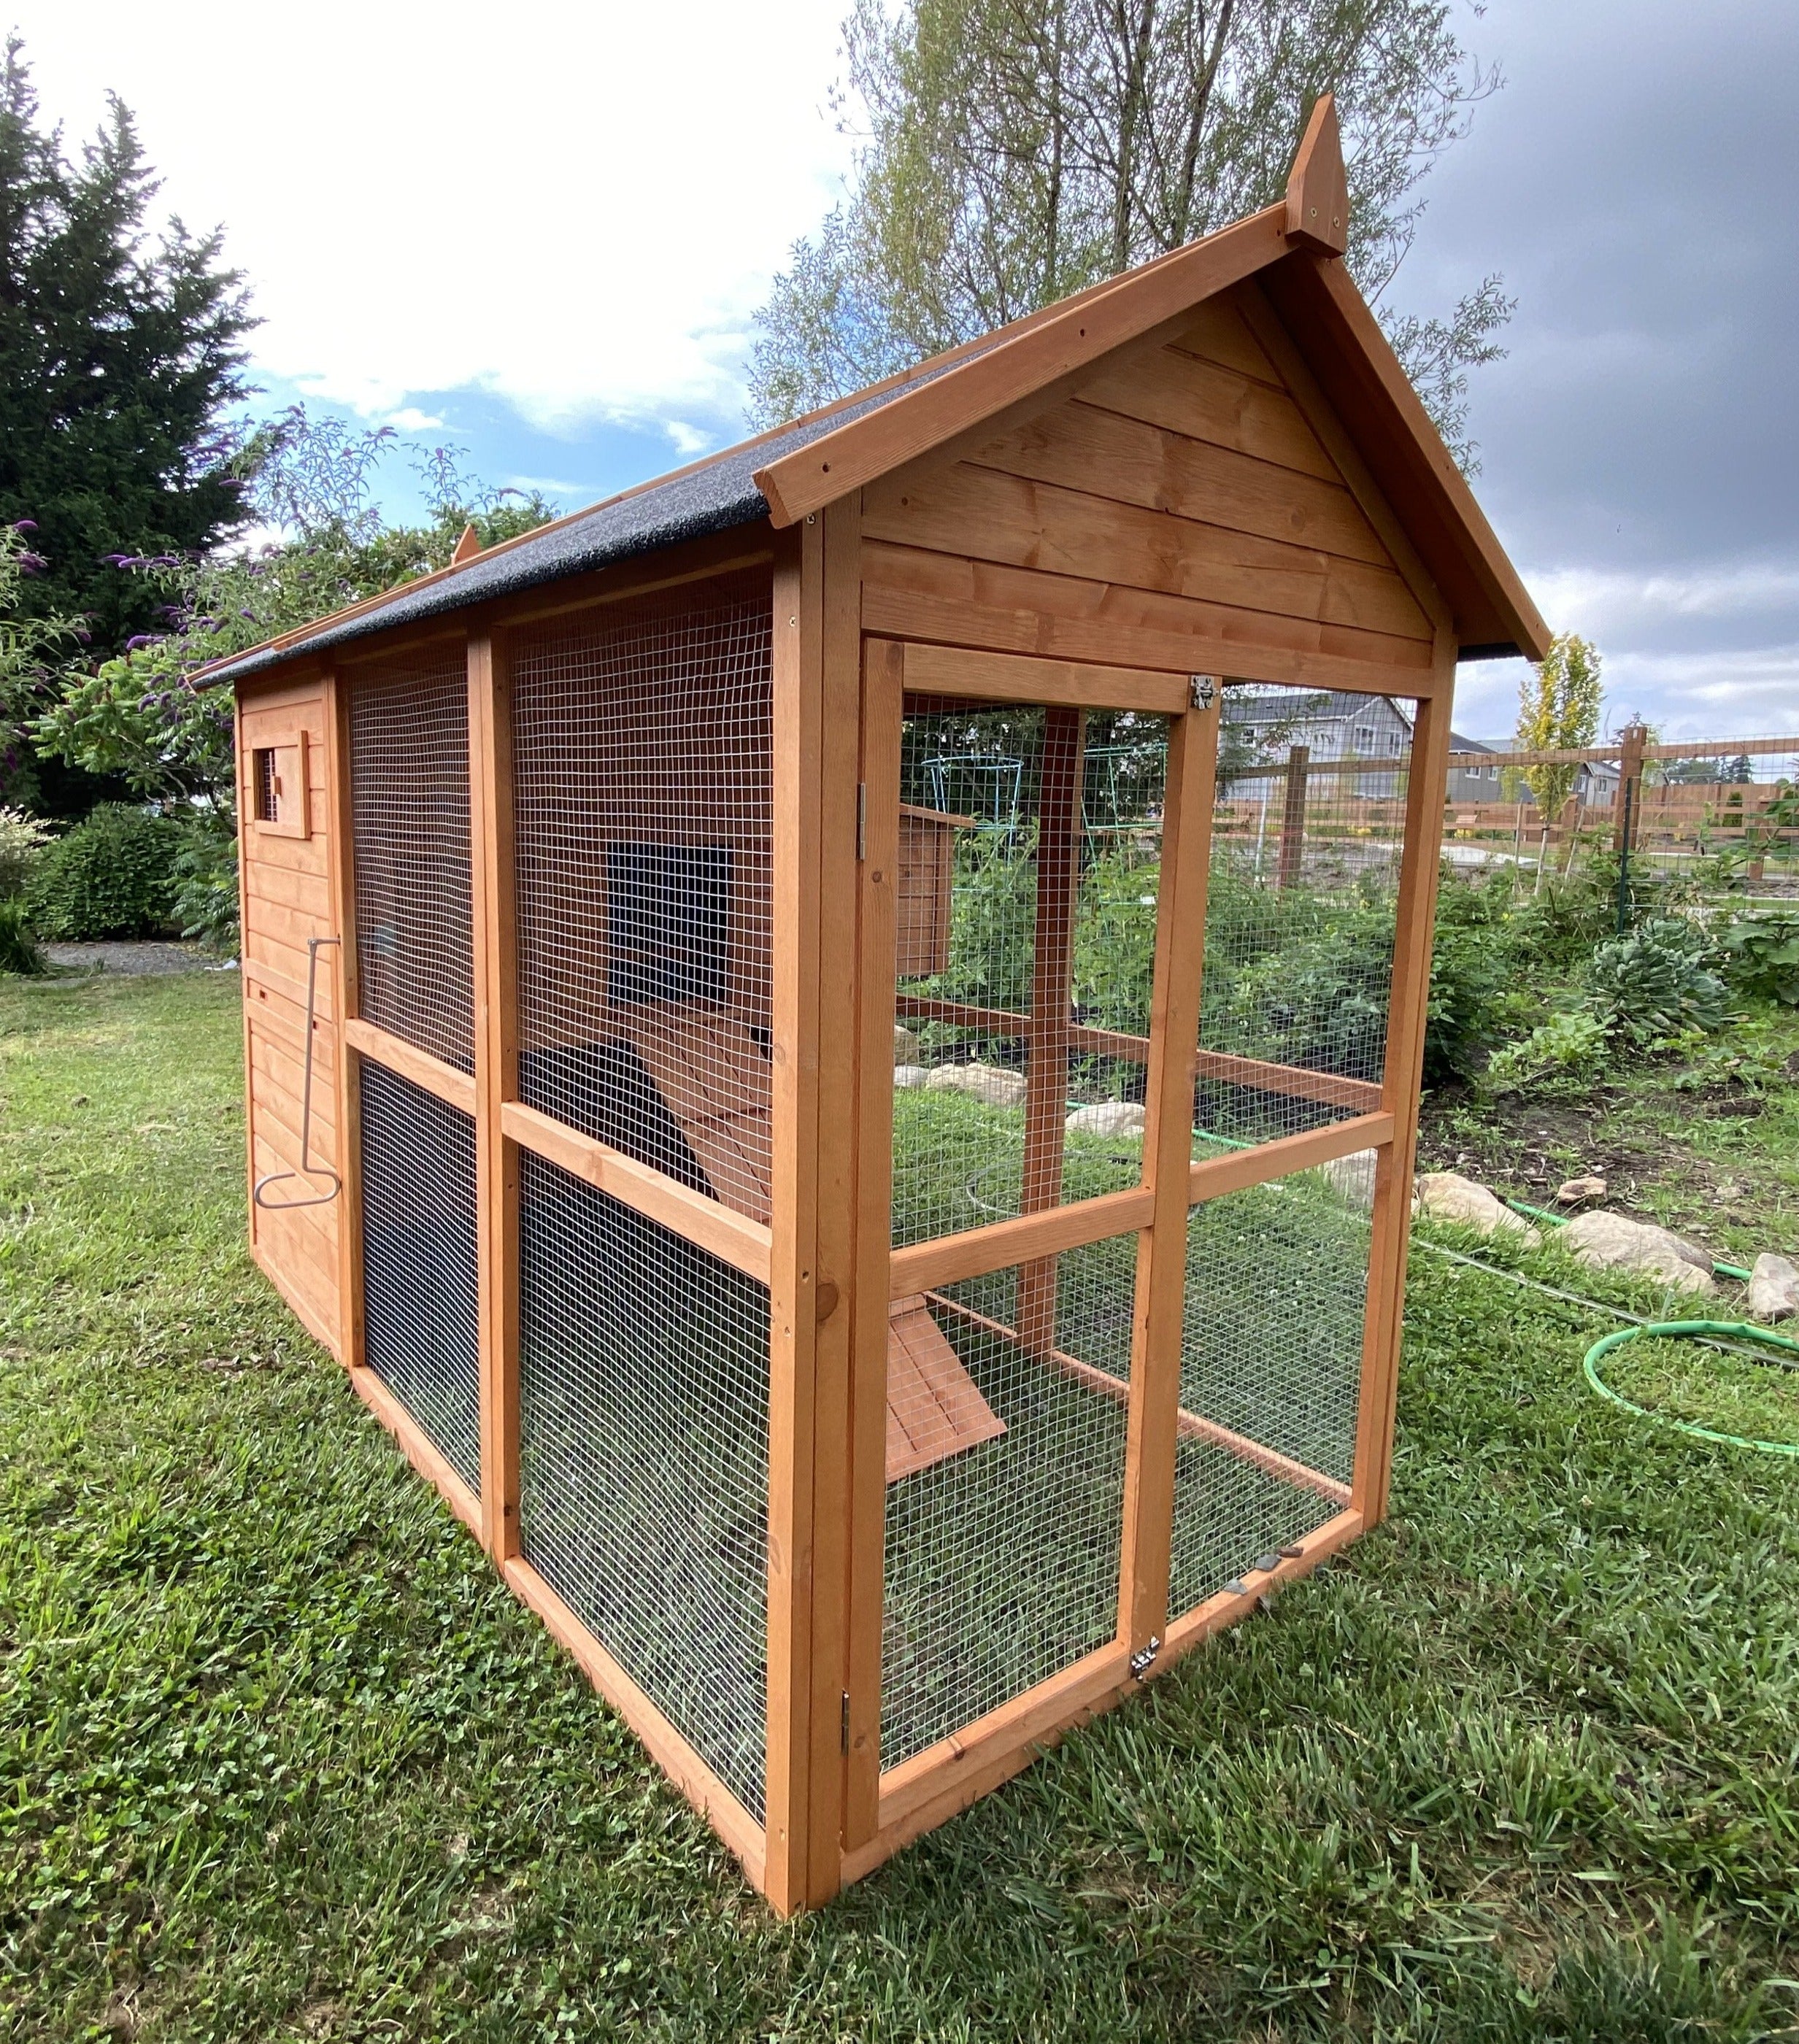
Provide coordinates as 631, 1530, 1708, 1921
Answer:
348, 650, 475, 1074
512, 576, 774, 1224
882, 1233, 1136, 1770
1198, 684, 1412, 1150
893, 705, 1168, 1248
1167, 1164, 1371, 1618
517, 1149, 771, 1816
358, 1060, 481, 1494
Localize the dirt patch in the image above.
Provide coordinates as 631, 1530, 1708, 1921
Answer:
1419, 1086, 1664, 1202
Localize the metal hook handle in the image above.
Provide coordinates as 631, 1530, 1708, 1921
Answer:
253, 934, 344, 1211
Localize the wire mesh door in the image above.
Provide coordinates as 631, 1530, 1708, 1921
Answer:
1168, 680, 1416, 1620
855, 642, 1181, 1808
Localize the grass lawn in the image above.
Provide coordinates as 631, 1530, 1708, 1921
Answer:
4, 971, 1799, 2040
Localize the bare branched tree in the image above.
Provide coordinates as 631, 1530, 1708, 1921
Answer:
750, 0, 1510, 469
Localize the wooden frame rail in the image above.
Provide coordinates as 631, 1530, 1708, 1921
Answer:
500, 1100, 773, 1283
1188, 1110, 1392, 1204
343, 1016, 477, 1117
893, 994, 1384, 1111
888, 1186, 1153, 1297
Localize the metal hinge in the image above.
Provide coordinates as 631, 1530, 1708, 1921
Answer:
856, 782, 867, 860
1129, 1635, 1161, 1682
1190, 674, 1219, 711
841, 1690, 851, 1753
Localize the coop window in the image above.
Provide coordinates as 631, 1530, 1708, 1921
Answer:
247, 733, 308, 838
606, 844, 732, 1007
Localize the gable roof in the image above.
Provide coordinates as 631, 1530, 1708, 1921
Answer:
197, 99, 1546, 691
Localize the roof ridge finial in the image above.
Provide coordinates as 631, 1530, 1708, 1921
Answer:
451, 521, 482, 566
1284, 92, 1349, 255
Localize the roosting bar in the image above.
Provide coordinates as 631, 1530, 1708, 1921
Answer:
207, 100, 1546, 1912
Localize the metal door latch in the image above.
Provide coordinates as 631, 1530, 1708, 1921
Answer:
253, 934, 344, 1211
1129, 1635, 1161, 1681
1189, 674, 1219, 710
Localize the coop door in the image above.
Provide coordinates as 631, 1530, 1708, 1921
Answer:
1165, 679, 1414, 1626
849, 640, 1178, 1819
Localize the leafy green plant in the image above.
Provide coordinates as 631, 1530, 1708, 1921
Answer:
0, 895, 42, 973
1717, 910, 1799, 1006
1482, 1007, 1609, 1094
1585, 916, 1730, 1046
172, 815, 240, 957
25, 803, 180, 940
0, 803, 51, 898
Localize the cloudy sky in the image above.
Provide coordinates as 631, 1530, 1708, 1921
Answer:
12, 0, 1797, 741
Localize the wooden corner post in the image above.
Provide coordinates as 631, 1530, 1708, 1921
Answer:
1118, 690, 1220, 1651
323, 665, 366, 1374
766, 520, 827, 1914
1353, 636, 1456, 1525
804, 495, 863, 1906
469, 629, 520, 1563
844, 635, 904, 1863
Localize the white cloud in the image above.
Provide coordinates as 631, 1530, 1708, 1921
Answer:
11, 0, 854, 431
504, 476, 588, 499
664, 420, 715, 457
1523, 561, 1799, 639
382, 407, 445, 433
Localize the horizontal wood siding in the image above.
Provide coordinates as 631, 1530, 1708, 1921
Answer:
863, 283, 1432, 687
240, 679, 344, 1356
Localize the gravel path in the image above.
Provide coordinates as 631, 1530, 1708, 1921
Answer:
43, 941, 228, 976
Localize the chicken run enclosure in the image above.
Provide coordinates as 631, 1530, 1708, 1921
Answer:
208, 102, 1546, 1911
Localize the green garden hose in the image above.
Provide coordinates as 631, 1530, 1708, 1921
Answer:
1582, 1319, 1799, 1455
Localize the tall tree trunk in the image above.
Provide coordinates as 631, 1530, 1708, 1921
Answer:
1110, 0, 1160, 273
1168, 0, 1233, 247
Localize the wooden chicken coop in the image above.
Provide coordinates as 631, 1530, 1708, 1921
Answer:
204, 100, 1546, 1913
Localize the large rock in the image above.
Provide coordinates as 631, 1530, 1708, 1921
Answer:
894, 1023, 921, 1065
925, 1061, 1027, 1109
1323, 1148, 1378, 1211
1066, 1100, 1145, 1138
1747, 1252, 1799, 1322
1414, 1172, 1541, 1246
893, 1064, 930, 1092
1560, 1209, 1717, 1295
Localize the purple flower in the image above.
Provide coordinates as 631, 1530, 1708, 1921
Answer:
126, 634, 159, 651
18, 552, 46, 575
12, 518, 36, 533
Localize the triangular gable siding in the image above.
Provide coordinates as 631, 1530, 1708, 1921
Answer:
862, 282, 1437, 692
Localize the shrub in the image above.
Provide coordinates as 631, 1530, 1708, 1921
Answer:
0, 898, 42, 973
1483, 1008, 1609, 1094
172, 815, 241, 957
26, 803, 181, 940
0, 805, 52, 899
1716, 910, 1799, 1006
1585, 916, 1730, 1046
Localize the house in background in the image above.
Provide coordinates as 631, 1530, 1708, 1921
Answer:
1221, 687, 1412, 798
1450, 736, 1620, 811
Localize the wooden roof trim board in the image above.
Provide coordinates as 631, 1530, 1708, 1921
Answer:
1260, 253, 1552, 663
751, 205, 1290, 526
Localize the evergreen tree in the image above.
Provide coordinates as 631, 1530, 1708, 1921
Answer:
0, 36, 253, 802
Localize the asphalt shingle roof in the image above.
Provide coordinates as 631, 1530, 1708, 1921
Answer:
201, 355, 973, 687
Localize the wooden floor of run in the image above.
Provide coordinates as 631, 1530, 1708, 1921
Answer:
618, 1002, 1006, 1486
